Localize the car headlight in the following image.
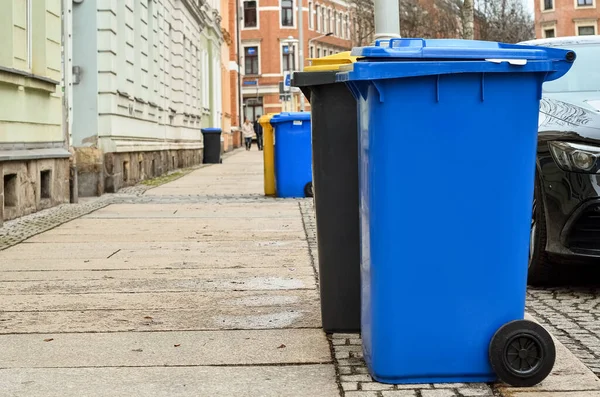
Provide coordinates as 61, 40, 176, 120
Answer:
549, 141, 600, 173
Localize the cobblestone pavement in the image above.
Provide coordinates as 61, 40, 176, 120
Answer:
330, 335, 495, 397
527, 286, 600, 377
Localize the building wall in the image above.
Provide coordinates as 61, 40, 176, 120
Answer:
0, 0, 64, 146
535, 0, 599, 38
239, 0, 352, 115
72, 0, 223, 196
1, 0, 70, 226
220, 0, 234, 144
228, 0, 242, 129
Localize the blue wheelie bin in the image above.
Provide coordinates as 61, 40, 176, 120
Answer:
337, 39, 575, 387
270, 112, 313, 198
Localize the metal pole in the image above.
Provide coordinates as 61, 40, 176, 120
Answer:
374, 0, 400, 41
297, 0, 305, 111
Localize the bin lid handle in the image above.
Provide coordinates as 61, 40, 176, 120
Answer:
486, 59, 527, 66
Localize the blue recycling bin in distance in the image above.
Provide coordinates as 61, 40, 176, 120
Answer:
270, 112, 313, 198
337, 39, 575, 387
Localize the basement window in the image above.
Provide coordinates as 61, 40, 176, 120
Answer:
123, 161, 129, 182
40, 170, 51, 199
3, 174, 17, 207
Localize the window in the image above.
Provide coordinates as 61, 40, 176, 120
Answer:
282, 0, 294, 26
317, 48, 321, 58
243, 1, 257, 28
336, 13, 341, 37
577, 0, 593, 6
326, 9, 331, 32
282, 45, 296, 71
244, 46, 259, 75
543, 0, 553, 10
309, 2, 313, 29
309, 45, 314, 59
345, 15, 350, 39
321, 8, 326, 33
544, 28, 556, 38
315, 5, 321, 32
333, 11, 338, 36
578, 25, 596, 35
329, 50, 333, 56
244, 97, 263, 123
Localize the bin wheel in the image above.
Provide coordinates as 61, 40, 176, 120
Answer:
489, 319, 555, 387
304, 182, 314, 198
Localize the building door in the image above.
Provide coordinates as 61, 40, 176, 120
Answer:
244, 97, 263, 123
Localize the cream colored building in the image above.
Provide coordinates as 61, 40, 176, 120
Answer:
71, 0, 224, 196
0, 0, 71, 227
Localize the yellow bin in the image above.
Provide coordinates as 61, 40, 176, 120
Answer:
259, 113, 277, 196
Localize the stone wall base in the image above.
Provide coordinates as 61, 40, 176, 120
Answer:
75, 148, 204, 197
1, 158, 71, 226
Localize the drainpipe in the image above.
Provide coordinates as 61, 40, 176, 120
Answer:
235, 0, 243, 128
62, 0, 78, 203
374, 0, 400, 41
297, 0, 304, 111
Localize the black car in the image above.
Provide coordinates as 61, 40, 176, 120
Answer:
521, 36, 600, 285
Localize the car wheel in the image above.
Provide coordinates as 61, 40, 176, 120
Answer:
528, 175, 554, 286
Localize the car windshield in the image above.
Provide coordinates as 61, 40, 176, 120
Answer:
543, 44, 600, 94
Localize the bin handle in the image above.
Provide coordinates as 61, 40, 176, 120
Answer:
486, 59, 527, 66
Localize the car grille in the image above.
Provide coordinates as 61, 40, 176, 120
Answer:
567, 205, 600, 251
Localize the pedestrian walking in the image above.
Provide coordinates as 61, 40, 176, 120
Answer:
254, 116, 264, 151
242, 118, 254, 151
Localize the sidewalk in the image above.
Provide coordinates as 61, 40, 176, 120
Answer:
1, 149, 599, 397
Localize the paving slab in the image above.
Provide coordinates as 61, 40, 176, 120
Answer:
84, 203, 300, 219
0, 266, 315, 282
0, 240, 310, 260
0, 255, 312, 271
0, 289, 319, 312
0, 329, 331, 368
0, 306, 320, 334
0, 274, 316, 295
26, 230, 306, 243
0, 365, 339, 397
45, 217, 305, 231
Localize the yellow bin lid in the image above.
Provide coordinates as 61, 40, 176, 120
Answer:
259, 113, 276, 124
304, 52, 358, 72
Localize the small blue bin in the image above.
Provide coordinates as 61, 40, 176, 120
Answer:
337, 39, 574, 385
270, 112, 312, 198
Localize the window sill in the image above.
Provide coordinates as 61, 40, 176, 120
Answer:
0, 66, 59, 93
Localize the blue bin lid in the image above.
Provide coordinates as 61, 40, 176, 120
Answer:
270, 112, 311, 125
352, 38, 573, 61
339, 38, 575, 83
201, 128, 222, 133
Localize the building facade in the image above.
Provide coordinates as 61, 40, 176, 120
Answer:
1, 0, 71, 227
71, 0, 224, 196
535, 0, 599, 38
239, 0, 353, 119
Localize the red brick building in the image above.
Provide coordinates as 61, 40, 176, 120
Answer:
535, 0, 599, 38
238, 0, 353, 119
